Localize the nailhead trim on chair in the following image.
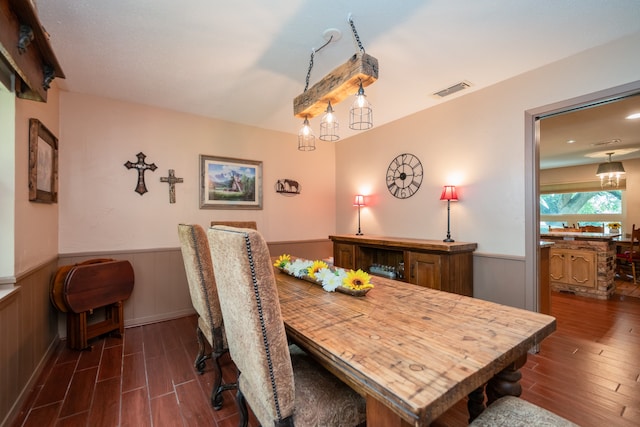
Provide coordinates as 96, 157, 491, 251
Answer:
242, 231, 284, 422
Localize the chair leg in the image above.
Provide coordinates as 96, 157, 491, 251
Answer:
211, 350, 224, 410
211, 349, 238, 410
236, 387, 249, 427
194, 326, 211, 374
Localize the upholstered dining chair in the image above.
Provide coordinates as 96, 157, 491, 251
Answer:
211, 220, 257, 230
616, 223, 640, 284
177, 224, 235, 410
207, 225, 367, 427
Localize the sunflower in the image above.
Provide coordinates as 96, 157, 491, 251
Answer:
273, 254, 291, 268
308, 260, 328, 279
342, 269, 374, 290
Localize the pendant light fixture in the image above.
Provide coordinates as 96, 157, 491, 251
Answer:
596, 152, 625, 188
293, 14, 378, 150
298, 117, 316, 151
319, 101, 339, 141
349, 80, 373, 130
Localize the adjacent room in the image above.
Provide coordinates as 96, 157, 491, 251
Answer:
2, 1, 640, 426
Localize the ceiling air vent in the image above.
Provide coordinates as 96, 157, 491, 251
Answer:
433, 81, 471, 98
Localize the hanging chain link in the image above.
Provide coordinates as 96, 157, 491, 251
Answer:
349, 17, 365, 53
302, 16, 364, 92
303, 36, 333, 92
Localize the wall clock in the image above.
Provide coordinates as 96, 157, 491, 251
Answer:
386, 153, 423, 199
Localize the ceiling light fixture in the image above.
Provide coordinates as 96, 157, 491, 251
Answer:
298, 117, 316, 151
319, 100, 339, 141
626, 112, 640, 120
294, 14, 378, 149
349, 79, 373, 130
596, 152, 625, 188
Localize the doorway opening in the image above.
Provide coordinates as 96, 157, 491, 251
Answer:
525, 80, 640, 312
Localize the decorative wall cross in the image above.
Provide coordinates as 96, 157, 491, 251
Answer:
124, 152, 157, 195
160, 169, 183, 203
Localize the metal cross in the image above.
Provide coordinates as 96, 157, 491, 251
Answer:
160, 169, 184, 203
124, 152, 157, 195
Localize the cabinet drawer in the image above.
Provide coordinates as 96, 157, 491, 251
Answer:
408, 252, 441, 290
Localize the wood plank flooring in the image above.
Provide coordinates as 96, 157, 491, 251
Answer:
11, 285, 640, 427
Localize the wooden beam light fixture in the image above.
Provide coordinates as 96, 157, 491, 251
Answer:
294, 14, 377, 149
293, 51, 378, 119
0, 0, 66, 102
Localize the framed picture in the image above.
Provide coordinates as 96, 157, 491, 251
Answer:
28, 118, 58, 203
200, 155, 262, 209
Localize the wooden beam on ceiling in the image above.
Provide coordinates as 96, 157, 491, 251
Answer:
0, 0, 65, 102
293, 52, 378, 119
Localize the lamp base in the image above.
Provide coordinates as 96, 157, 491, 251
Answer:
443, 238, 455, 242
356, 232, 363, 236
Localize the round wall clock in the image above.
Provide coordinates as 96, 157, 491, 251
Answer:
386, 153, 423, 199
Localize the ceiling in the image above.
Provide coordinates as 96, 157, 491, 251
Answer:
35, 0, 640, 165
540, 94, 640, 169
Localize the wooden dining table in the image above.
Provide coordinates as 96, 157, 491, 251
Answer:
274, 268, 556, 427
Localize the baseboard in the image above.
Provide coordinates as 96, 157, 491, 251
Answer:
124, 308, 196, 328
2, 336, 60, 427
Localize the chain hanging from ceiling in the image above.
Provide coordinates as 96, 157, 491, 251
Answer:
295, 14, 378, 151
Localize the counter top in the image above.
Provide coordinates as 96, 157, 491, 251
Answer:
328, 234, 478, 253
540, 232, 620, 241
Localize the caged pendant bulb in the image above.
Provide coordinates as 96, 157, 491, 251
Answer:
298, 117, 316, 151
349, 81, 373, 130
320, 100, 340, 141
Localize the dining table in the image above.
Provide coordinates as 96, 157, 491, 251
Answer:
274, 267, 556, 427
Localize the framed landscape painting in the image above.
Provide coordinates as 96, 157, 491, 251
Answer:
200, 155, 262, 209
28, 118, 58, 203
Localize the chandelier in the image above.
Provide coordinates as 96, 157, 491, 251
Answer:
596, 152, 625, 188
294, 15, 378, 150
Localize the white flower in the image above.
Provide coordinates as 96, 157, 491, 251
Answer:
285, 259, 314, 278
316, 267, 347, 292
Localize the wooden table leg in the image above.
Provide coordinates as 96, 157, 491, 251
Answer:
467, 385, 486, 422
366, 395, 412, 427
486, 354, 527, 405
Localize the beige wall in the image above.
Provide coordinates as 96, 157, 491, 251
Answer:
335, 32, 640, 306
58, 93, 336, 254
14, 87, 60, 275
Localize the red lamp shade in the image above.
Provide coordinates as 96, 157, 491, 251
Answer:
440, 185, 458, 201
353, 195, 365, 206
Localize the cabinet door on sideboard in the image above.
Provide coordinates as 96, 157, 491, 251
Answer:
408, 252, 441, 290
334, 243, 355, 270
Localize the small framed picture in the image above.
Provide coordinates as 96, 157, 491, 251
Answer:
28, 119, 58, 203
200, 155, 262, 209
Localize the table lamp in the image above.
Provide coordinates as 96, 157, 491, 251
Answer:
440, 186, 458, 242
354, 195, 365, 235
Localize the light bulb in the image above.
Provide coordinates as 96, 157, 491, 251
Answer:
326, 111, 334, 123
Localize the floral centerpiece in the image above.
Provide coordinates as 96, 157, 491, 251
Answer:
273, 254, 374, 296
607, 222, 621, 232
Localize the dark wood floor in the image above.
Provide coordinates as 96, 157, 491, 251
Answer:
11, 287, 640, 427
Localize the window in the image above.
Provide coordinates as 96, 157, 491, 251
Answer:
540, 187, 624, 233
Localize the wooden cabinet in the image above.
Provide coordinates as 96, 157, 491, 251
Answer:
549, 248, 596, 288
407, 251, 441, 290
539, 243, 552, 315
334, 242, 356, 270
330, 235, 477, 296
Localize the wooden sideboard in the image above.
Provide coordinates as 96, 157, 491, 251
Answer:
329, 234, 477, 296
